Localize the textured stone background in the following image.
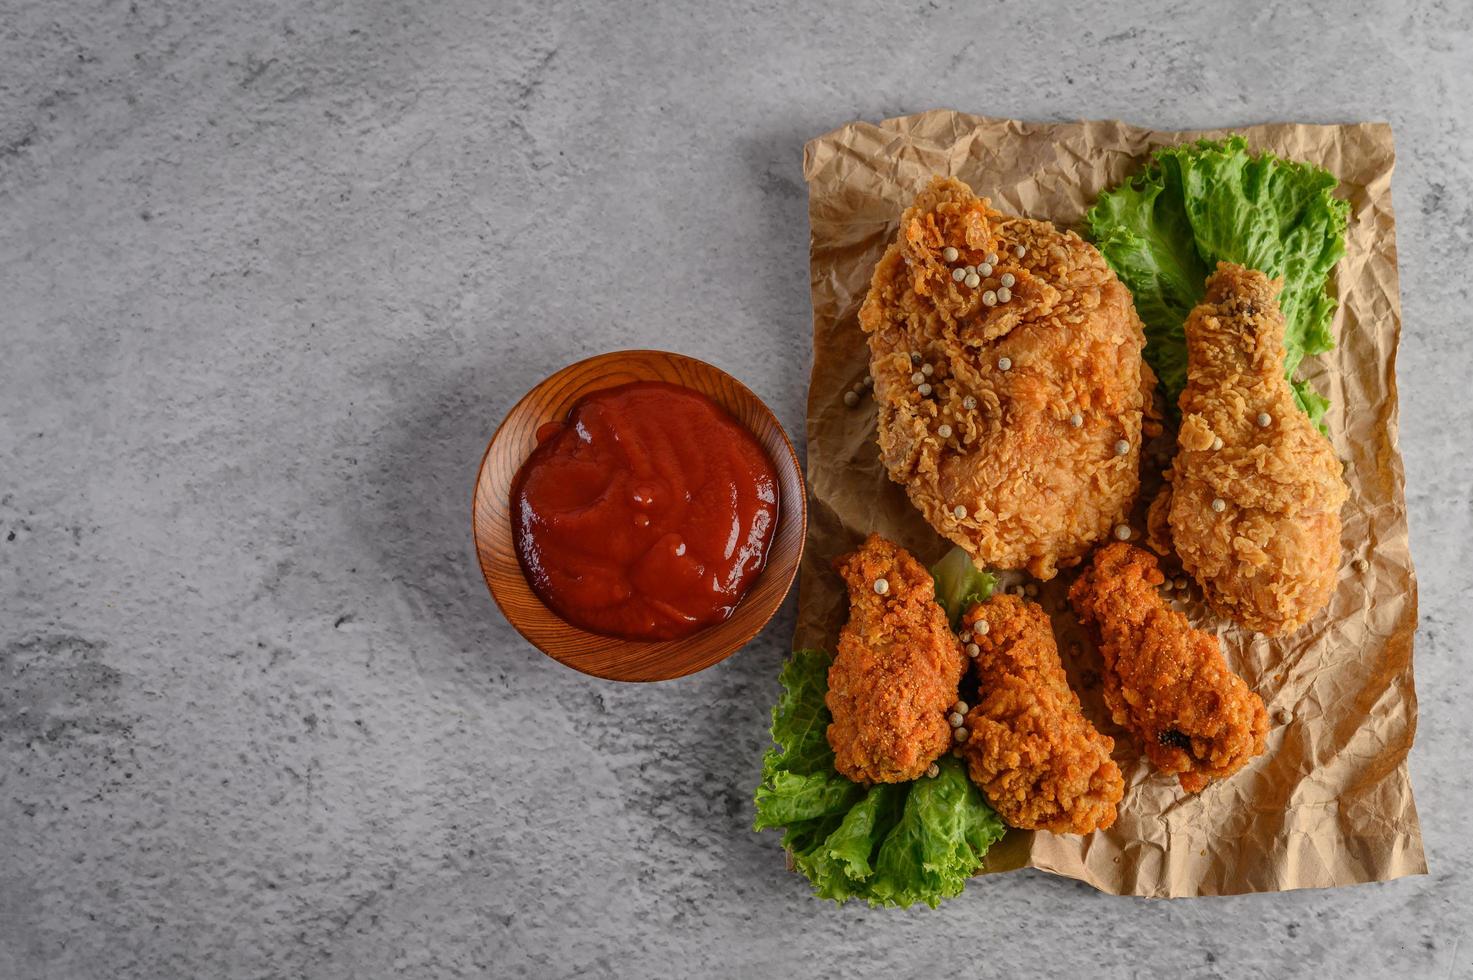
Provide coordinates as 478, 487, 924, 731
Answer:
2, 1, 1469, 977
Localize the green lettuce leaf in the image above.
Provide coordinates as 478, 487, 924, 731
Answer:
753, 769, 865, 827
758, 647, 838, 779
930, 545, 998, 626
790, 785, 904, 903
822, 785, 904, 880
752, 643, 1005, 908
1086, 135, 1349, 431
867, 757, 1006, 908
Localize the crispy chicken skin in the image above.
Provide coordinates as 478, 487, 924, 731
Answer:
1069, 543, 1268, 793
826, 535, 966, 784
1148, 263, 1349, 635
959, 595, 1123, 834
859, 176, 1156, 580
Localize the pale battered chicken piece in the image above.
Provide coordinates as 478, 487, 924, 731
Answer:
826, 535, 966, 784
1069, 543, 1268, 793
859, 176, 1157, 581
958, 595, 1123, 834
1148, 263, 1349, 635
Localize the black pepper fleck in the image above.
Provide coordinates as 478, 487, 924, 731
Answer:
1158, 729, 1191, 750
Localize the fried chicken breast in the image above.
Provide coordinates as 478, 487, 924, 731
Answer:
1068, 543, 1268, 793
1147, 263, 1349, 635
826, 535, 966, 784
858, 176, 1156, 580
958, 595, 1123, 834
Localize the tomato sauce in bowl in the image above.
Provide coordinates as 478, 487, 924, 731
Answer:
510, 381, 780, 641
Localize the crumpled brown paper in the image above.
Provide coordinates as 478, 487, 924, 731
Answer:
797, 111, 1424, 897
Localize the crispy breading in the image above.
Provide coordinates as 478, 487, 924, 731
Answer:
958, 595, 1123, 834
825, 535, 965, 783
1068, 543, 1268, 793
858, 176, 1156, 580
1150, 263, 1349, 635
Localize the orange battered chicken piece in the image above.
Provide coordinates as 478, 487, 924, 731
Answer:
1069, 543, 1268, 793
826, 535, 966, 784
1148, 263, 1349, 635
958, 595, 1123, 834
859, 176, 1156, 580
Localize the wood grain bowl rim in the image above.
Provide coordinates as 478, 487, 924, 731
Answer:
472, 349, 807, 682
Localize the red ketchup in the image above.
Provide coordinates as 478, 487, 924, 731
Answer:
511, 381, 780, 641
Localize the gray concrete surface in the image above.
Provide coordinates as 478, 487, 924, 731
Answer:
2, 0, 1469, 977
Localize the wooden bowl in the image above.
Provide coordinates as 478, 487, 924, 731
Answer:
473, 350, 806, 682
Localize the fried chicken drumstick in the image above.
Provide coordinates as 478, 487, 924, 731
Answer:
959, 595, 1123, 834
1148, 262, 1349, 635
1069, 543, 1268, 793
859, 176, 1156, 580
825, 535, 966, 783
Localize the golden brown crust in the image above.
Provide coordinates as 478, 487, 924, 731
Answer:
1159, 262, 1349, 635
1068, 543, 1269, 793
959, 595, 1123, 834
825, 535, 965, 783
858, 176, 1153, 580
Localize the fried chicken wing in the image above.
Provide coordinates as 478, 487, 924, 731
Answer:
1068, 543, 1268, 792
958, 595, 1123, 834
1149, 263, 1349, 635
859, 176, 1156, 580
826, 535, 966, 784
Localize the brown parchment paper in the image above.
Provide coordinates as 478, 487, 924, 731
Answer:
797, 111, 1424, 897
